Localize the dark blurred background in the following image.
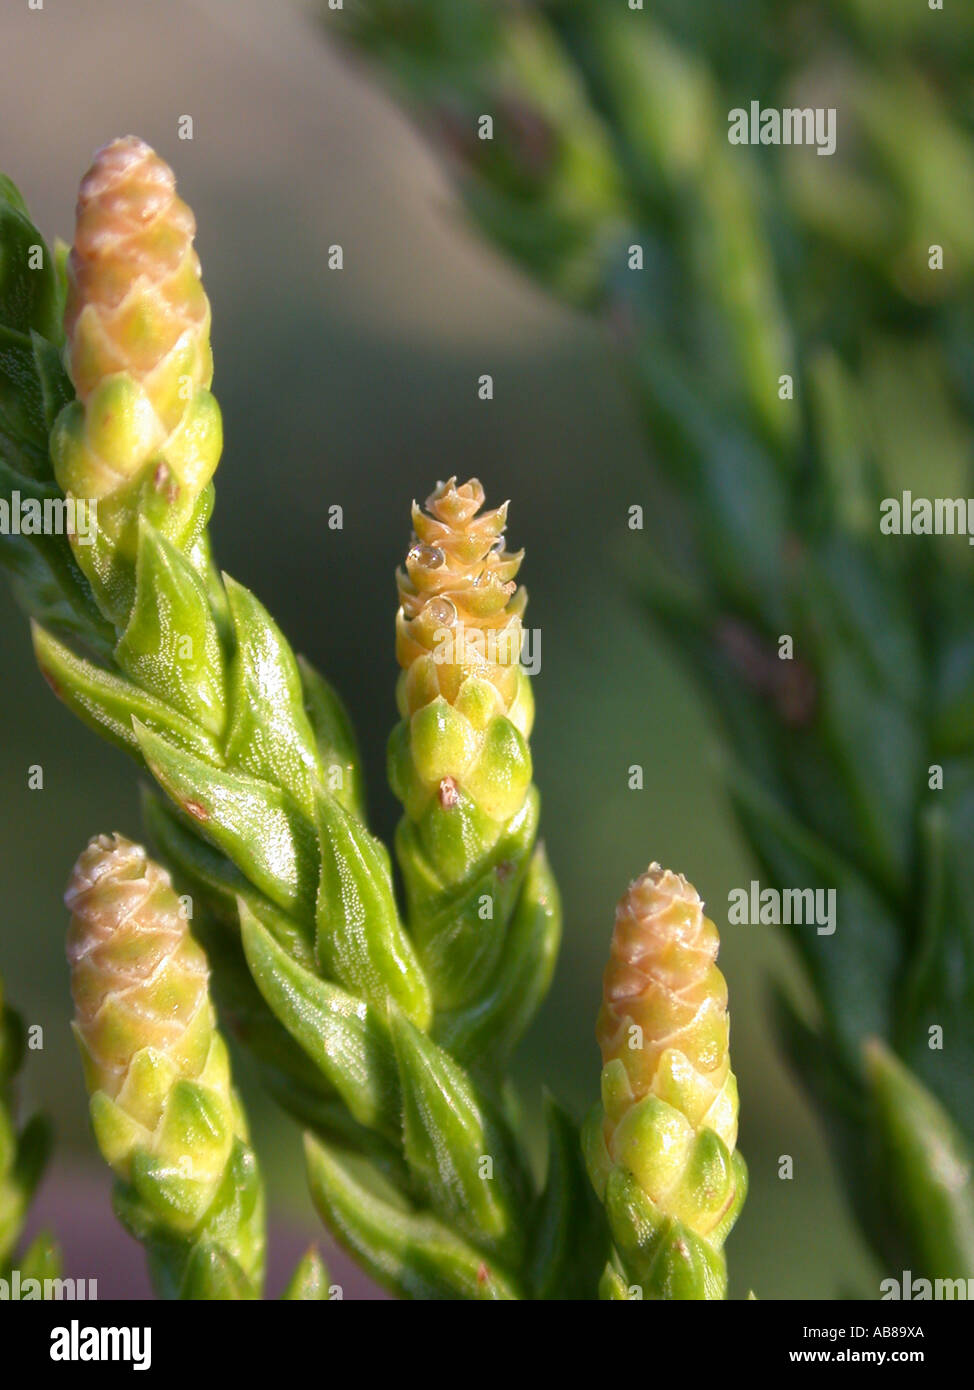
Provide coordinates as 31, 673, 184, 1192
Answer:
0, 0, 881, 1297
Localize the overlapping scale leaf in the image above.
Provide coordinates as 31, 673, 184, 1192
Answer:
304, 1135, 521, 1301
240, 900, 400, 1139
316, 790, 432, 1029
390, 1007, 525, 1266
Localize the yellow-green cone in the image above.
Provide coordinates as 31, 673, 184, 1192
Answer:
584, 864, 747, 1299
50, 137, 222, 620
389, 478, 549, 1020
55, 136, 218, 501
66, 833, 264, 1295
392, 476, 533, 832
396, 477, 528, 712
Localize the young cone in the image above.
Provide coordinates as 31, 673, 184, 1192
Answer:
389, 478, 558, 1054
584, 864, 747, 1300
50, 137, 221, 620
394, 478, 527, 722
393, 475, 532, 816
66, 833, 265, 1299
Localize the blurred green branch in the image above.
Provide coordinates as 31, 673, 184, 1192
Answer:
0, 971, 60, 1285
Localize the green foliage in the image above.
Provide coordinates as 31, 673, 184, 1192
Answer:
0, 155, 605, 1300
0, 975, 58, 1279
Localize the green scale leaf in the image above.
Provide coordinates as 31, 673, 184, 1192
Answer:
135, 719, 320, 917
298, 654, 366, 821
316, 790, 432, 1030
395, 787, 539, 1010
0, 195, 61, 342
115, 522, 227, 737
390, 1006, 525, 1266
865, 1039, 974, 1280
304, 1135, 521, 1301
33, 624, 220, 762
223, 576, 321, 814
282, 1247, 331, 1301
435, 841, 562, 1068
240, 900, 400, 1139
528, 1095, 609, 1300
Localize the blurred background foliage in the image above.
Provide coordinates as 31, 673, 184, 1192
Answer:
1, 0, 971, 1297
